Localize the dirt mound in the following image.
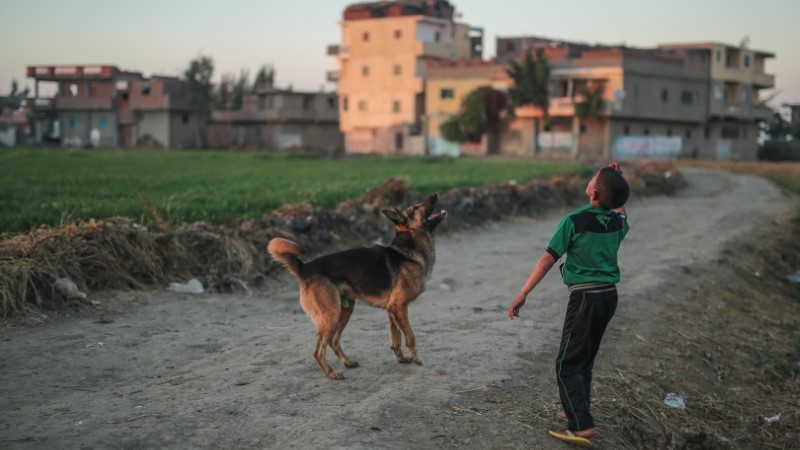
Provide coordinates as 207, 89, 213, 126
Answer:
0, 161, 684, 320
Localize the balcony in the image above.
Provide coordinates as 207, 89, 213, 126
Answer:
27, 97, 54, 110
327, 45, 350, 58
326, 71, 341, 83
549, 97, 576, 116
752, 72, 775, 88
55, 96, 114, 110
418, 41, 451, 58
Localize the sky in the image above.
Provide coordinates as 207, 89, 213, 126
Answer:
3, 0, 799, 108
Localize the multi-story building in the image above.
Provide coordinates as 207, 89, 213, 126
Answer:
328, 0, 482, 154
26, 65, 204, 149
425, 36, 775, 160
658, 42, 774, 159
425, 58, 511, 156
205, 89, 343, 152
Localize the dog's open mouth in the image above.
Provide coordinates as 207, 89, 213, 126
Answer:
424, 195, 447, 223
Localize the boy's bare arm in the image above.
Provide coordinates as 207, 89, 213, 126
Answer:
508, 251, 557, 319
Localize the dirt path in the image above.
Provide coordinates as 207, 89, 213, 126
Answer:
0, 168, 791, 449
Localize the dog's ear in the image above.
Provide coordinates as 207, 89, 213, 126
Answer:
382, 207, 406, 225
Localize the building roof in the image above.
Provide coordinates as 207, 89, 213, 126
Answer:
658, 42, 775, 58
343, 0, 455, 21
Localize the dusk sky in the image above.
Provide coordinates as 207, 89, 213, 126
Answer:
3, 0, 799, 107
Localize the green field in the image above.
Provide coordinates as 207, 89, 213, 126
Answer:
0, 148, 591, 234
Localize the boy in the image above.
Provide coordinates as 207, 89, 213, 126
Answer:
508, 163, 630, 446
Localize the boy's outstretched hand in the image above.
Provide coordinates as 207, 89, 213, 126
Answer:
508, 295, 526, 320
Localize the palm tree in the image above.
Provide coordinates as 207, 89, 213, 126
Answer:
507, 48, 551, 155
572, 84, 605, 160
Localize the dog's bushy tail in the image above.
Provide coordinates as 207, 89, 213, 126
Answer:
268, 238, 305, 278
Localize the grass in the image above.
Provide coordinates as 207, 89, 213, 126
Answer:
0, 148, 591, 234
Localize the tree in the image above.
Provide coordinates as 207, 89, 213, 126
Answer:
761, 111, 792, 141
506, 48, 551, 154
252, 65, 275, 93
507, 48, 550, 120
182, 55, 215, 147
439, 87, 509, 150
572, 84, 606, 159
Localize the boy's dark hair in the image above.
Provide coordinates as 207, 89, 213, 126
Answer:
595, 167, 630, 209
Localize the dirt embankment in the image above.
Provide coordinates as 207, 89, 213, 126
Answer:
0, 167, 797, 449
0, 162, 682, 320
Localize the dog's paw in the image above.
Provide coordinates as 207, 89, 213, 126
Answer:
397, 356, 413, 364
327, 371, 345, 380
344, 360, 360, 369
412, 356, 424, 366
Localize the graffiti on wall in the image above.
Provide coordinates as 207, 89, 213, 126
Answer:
612, 136, 682, 159
537, 131, 572, 150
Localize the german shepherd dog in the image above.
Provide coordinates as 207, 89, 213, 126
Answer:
268, 193, 446, 380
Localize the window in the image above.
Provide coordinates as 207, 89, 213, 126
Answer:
342, 96, 349, 112
644, 127, 650, 136
303, 96, 314, 110
506, 41, 515, 52
580, 124, 587, 134
362, 66, 369, 76
121, 92, 129, 101
258, 96, 266, 111
327, 97, 336, 109
393, 64, 402, 76
721, 126, 740, 139
623, 125, 630, 135
661, 88, 668, 103
667, 128, 673, 137
394, 29, 402, 39
141, 83, 151, 96
440, 88, 455, 100
704, 126, 710, 139
744, 54, 750, 68
685, 129, 692, 138
68, 117, 78, 129
434, 31, 441, 43
395, 132, 404, 151
740, 87, 749, 104
743, 127, 748, 139
98, 117, 108, 129
362, 32, 370, 42
358, 100, 367, 112
681, 90, 693, 104
715, 50, 722, 63
182, 113, 189, 124
392, 100, 401, 113
713, 84, 723, 100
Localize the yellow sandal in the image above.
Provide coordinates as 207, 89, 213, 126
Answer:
548, 429, 592, 446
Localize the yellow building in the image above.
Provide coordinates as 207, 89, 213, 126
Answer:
328, 1, 481, 154
425, 59, 510, 155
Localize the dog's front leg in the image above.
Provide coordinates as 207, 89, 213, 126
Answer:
388, 312, 410, 363
390, 305, 423, 366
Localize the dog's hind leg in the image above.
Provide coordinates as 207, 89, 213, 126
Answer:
301, 279, 344, 380
330, 297, 359, 369
391, 304, 423, 366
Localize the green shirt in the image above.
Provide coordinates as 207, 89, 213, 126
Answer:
546, 204, 630, 286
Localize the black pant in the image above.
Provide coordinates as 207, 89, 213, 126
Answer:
555, 286, 618, 431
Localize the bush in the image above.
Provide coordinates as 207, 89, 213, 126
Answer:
758, 140, 800, 161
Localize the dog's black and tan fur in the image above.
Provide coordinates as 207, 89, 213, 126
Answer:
268, 193, 446, 380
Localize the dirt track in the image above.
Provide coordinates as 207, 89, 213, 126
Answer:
0, 168, 792, 449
